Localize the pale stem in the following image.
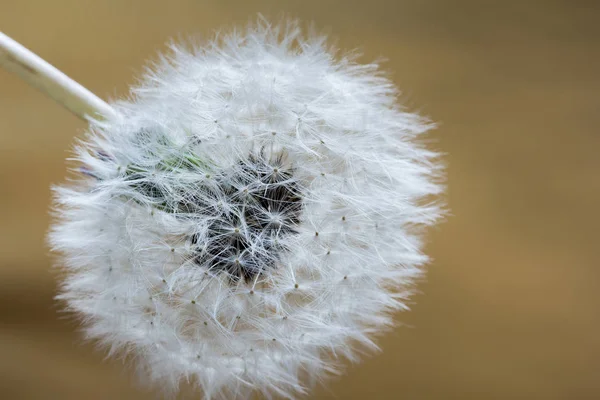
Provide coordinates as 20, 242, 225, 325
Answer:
0, 32, 116, 120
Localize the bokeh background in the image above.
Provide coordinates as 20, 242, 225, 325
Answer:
1, 0, 599, 398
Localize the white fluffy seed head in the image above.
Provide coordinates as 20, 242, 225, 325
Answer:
49, 18, 444, 399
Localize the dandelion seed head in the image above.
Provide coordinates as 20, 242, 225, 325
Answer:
49, 18, 443, 399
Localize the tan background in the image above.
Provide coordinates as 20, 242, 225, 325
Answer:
1, 0, 599, 398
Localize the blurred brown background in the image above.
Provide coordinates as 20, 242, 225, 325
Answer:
1, 0, 599, 399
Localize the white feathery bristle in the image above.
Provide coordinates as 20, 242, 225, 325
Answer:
49, 18, 444, 399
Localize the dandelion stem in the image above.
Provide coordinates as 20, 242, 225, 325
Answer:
0, 32, 115, 120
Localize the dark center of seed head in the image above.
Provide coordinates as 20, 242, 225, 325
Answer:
117, 145, 302, 283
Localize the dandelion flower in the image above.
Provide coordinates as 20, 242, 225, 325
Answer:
49, 19, 443, 399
